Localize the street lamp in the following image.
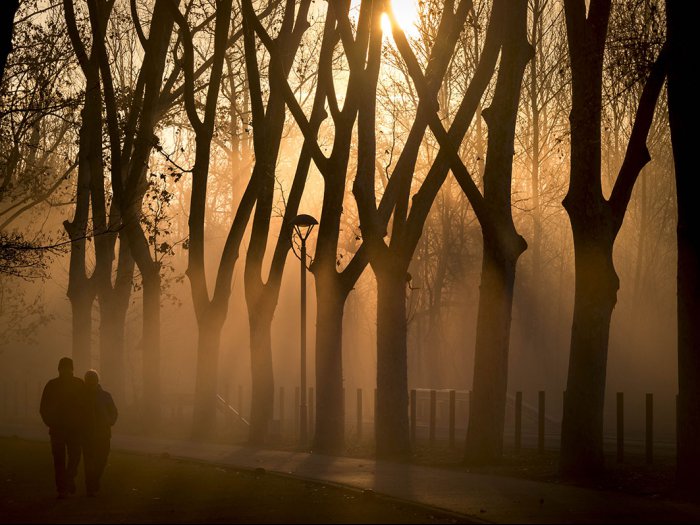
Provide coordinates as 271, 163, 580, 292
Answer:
291, 213, 317, 447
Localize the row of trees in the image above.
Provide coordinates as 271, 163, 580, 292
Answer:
0, 0, 696, 490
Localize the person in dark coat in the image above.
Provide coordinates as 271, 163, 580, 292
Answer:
39, 357, 86, 499
82, 369, 118, 497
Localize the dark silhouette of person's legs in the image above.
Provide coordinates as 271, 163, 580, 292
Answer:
83, 440, 97, 495
50, 435, 68, 497
93, 438, 110, 491
65, 435, 81, 494
84, 437, 110, 495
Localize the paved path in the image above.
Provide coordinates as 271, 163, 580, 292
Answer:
3, 423, 700, 523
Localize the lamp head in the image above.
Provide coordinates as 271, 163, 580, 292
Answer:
291, 214, 318, 241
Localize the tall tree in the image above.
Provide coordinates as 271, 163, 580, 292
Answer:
353, 1, 484, 457
62, 0, 109, 373
666, 0, 700, 495
167, 0, 240, 439
559, 0, 667, 477
244, 0, 374, 452
462, 0, 532, 464
241, 0, 315, 444
0, 0, 19, 84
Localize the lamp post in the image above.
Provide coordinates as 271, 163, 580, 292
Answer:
291, 214, 317, 447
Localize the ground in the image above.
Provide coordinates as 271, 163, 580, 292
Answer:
0, 437, 469, 524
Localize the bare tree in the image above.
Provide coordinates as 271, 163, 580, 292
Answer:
666, 0, 699, 495
0, 0, 19, 84
241, 0, 317, 443
167, 0, 240, 439
559, 0, 667, 477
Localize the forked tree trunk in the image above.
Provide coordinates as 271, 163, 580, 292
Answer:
558, 0, 610, 478
463, 0, 531, 465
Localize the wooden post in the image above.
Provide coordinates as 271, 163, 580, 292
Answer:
616, 392, 624, 463
308, 387, 315, 439
515, 391, 523, 454
294, 386, 300, 438
449, 390, 456, 449
429, 390, 437, 445
538, 390, 545, 454
356, 388, 363, 440
279, 387, 285, 437
410, 389, 417, 443
13, 381, 18, 417
676, 393, 679, 455
646, 393, 653, 465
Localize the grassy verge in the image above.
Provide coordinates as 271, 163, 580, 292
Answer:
0, 436, 469, 524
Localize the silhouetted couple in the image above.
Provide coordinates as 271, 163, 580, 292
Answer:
39, 357, 118, 498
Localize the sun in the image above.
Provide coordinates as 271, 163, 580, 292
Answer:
382, 0, 420, 37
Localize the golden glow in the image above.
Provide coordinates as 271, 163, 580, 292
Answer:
383, 0, 420, 37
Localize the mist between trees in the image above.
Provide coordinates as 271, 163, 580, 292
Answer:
0, 0, 696, 489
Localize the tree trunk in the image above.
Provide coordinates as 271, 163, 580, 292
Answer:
666, 0, 700, 494
248, 308, 274, 444
69, 287, 93, 373
99, 300, 128, 403
192, 313, 222, 440
313, 277, 346, 453
465, 229, 521, 464
0, 0, 19, 84
97, 240, 134, 405
375, 265, 410, 460
142, 267, 161, 429
66, 58, 101, 373
560, 231, 618, 477
559, 0, 610, 479
463, 0, 531, 465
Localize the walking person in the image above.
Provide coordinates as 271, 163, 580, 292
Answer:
82, 369, 118, 497
39, 357, 87, 499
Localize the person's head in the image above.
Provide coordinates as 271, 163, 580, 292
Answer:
84, 369, 99, 388
57, 357, 73, 377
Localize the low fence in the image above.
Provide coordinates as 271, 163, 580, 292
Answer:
1, 380, 676, 463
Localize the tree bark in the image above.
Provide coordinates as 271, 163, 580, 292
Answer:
248, 307, 274, 444
465, 228, 524, 463
313, 275, 346, 453
192, 313, 223, 440
142, 266, 161, 427
375, 262, 410, 460
558, 0, 611, 478
559, 0, 666, 479
560, 230, 617, 475
0, 0, 19, 84
69, 286, 93, 373
463, 0, 531, 465
99, 235, 134, 406
64, 47, 102, 373
666, 0, 700, 494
